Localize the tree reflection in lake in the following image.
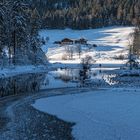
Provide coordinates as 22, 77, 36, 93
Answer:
50, 68, 115, 87
0, 73, 46, 97
0, 68, 120, 98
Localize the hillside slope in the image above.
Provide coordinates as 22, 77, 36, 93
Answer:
40, 26, 134, 67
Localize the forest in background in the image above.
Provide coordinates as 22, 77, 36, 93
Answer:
31, 0, 140, 29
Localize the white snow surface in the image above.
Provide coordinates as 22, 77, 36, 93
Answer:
33, 89, 140, 140
0, 65, 47, 78
40, 26, 134, 66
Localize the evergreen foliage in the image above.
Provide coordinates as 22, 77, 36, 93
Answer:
0, 0, 47, 66
31, 0, 140, 29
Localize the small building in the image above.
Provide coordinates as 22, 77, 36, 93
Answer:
75, 38, 88, 45
61, 38, 74, 45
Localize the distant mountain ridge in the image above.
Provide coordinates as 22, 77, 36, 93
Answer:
31, 0, 140, 29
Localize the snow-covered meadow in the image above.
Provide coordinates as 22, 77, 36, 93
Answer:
0, 65, 47, 78
40, 26, 134, 67
0, 27, 135, 81
39, 26, 140, 89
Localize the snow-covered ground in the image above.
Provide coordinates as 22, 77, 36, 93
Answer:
33, 88, 140, 140
40, 26, 134, 68
0, 65, 47, 78
39, 26, 140, 89
1, 26, 140, 140
0, 27, 135, 78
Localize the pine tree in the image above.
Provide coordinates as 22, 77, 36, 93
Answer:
0, 0, 47, 66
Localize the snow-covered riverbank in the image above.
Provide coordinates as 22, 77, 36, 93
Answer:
0, 65, 47, 78
0, 88, 90, 140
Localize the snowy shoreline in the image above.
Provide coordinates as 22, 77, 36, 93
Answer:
0, 65, 47, 78
0, 87, 91, 140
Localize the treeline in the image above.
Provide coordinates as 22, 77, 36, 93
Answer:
0, 0, 47, 66
31, 0, 140, 29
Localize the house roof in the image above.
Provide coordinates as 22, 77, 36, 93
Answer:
61, 38, 74, 43
75, 38, 88, 44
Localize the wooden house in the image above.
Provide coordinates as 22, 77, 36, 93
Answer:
61, 38, 74, 45
75, 38, 87, 45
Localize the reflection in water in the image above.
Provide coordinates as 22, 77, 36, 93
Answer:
0, 73, 47, 97
0, 68, 120, 98
50, 68, 118, 87
53, 68, 79, 82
